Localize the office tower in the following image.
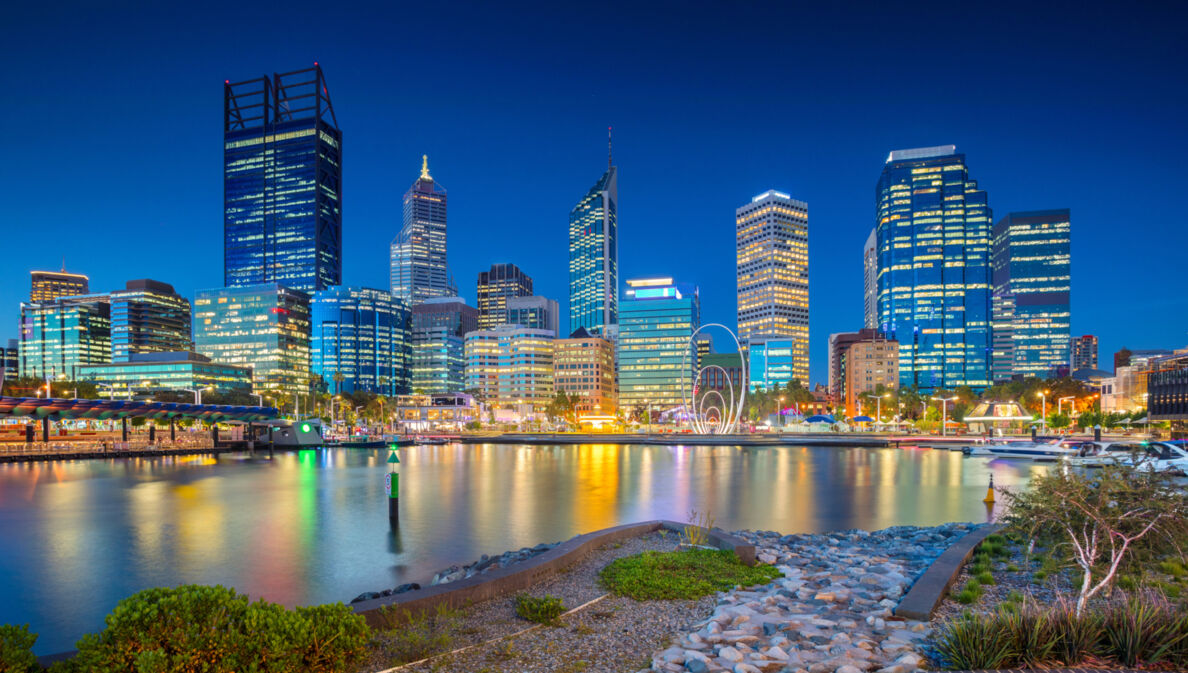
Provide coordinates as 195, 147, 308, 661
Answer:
748, 337, 798, 393
193, 284, 311, 394
554, 327, 617, 417
391, 156, 453, 305
875, 145, 992, 391
505, 296, 559, 334
569, 147, 618, 335
863, 228, 877, 329
1071, 335, 1099, 371
464, 326, 555, 413
990, 209, 1071, 381
618, 277, 699, 410
1, 339, 17, 382
224, 65, 342, 293
476, 263, 533, 329
735, 190, 809, 385
311, 287, 411, 395
110, 279, 192, 362
80, 352, 253, 400
841, 337, 899, 419
411, 297, 478, 394
19, 295, 111, 379
30, 269, 89, 302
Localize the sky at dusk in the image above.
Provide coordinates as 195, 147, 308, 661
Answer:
2, 1, 1186, 384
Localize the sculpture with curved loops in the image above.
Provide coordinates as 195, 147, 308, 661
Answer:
680, 323, 747, 434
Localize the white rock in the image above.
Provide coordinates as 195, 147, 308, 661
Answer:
836, 666, 863, 673
718, 646, 743, 663
733, 664, 762, 673
763, 646, 789, 660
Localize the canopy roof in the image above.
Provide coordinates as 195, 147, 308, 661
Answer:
0, 397, 279, 422
963, 400, 1035, 423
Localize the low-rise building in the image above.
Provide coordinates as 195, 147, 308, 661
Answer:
392, 393, 480, 430
78, 351, 253, 400
554, 327, 616, 417
464, 326, 554, 414
843, 337, 899, 419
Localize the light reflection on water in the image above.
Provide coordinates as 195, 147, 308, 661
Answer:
0, 444, 1046, 653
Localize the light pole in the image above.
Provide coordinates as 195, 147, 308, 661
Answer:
1058, 396, 1075, 417
778, 396, 785, 427
180, 386, 214, 404
1037, 390, 1049, 431
931, 396, 957, 437
876, 392, 890, 423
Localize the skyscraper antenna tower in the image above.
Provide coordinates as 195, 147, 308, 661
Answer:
608, 126, 613, 169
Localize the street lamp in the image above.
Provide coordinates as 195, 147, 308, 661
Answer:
180, 386, 214, 404
876, 392, 890, 423
1036, 390, 1049, 431
1057, 396, 1075, 417
931, 396, 958, 437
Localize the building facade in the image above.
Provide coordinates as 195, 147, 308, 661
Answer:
1071, 335, 1099, 371
193, 284, 311, 394
79, 351, 253, 400
19, 295, 111, 379
476, 263, 533, 330
1148, 354, 1188, 422
990, 209, 1071, 381
310, 287, 411, 396
505, 295, 559, 334
411, 298, 477, 394
842, 337, 900, 419
391, 156, 453, 305
31, 269, 89, 302
736, 190, 809, 385
747, 337, 799, 393
863, 228, 877, 329
464, 326, 554, 413
618, 278, 699, 411
224, 65, 342, 293
1, 339, 17, 383
110, 279, 192, 362
876, 145, 992, 391
568, 164, 618, 335
554, 328, 617, 417
698, 352, 745, 391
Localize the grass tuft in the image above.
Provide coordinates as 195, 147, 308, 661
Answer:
514, 594, 566, 624
600, 549, 781, 600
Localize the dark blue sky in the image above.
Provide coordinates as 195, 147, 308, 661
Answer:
3, 1, 1186, 383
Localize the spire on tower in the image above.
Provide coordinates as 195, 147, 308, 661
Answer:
420, 154, 432, 181
607, 126, 613, 170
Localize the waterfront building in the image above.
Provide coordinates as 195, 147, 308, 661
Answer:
310, 287, 411, 396
392, 393, 480, 430
842, 337, 899, 419
391, 156, 453, 305
863, 229, 877, 329
828, 330, 871, 399
568, 156, 618, 335
19, 295, 110, 379
554, 327, 617, 417
1071, 334, 1099, 371
193, 284, 311, 394
476, 263, 533, 330
1148, 353, 1188, 422
2, 339, 18, 383
748, 337, 797, 393
990, 209, 1071, 382
110, 279, 192, 362
79, 351, 253, 400
1115, 348, 1174, 371
505, 296, 559, 334
1100, 365, 1152, 413
30, 269, 89, 302
464, 326, 554, 414
224, 65, 342, 293
736, 189, 809, 385
411, 298, 477, 394
875, 145, 992, 391
618, 277, 699, 411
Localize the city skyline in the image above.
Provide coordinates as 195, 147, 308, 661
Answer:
3, 3, 1186, 384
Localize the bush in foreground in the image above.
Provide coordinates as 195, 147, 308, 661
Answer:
600, 549, 781, 600
514, 594, 566, 624
59, 585, 370, 673
0, 624, 39, 672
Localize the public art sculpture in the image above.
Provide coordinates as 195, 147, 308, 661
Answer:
680, 323, 746, 434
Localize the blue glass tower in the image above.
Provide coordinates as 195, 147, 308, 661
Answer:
618, 277, 699, 409
991, 210, 1071, 381
568, 159, 618, 335
224, 65, 342, 293
310, 287, 411, 395
876, 145, 992, 391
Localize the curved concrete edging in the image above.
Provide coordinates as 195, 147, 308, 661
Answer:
894, 522, 1006, 621
351, 519, 756, 628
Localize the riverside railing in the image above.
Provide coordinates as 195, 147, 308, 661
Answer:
0, 435, 216, 457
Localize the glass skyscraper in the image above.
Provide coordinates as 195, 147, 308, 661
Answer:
19, 295, 111, 379
618, 277, 699, 410
876, 145, 992, 391
193, 284, 311, 394
110, 279, 192, 362
476, 263, 533, 329
411, 298, 477, 394
991, 209, 1071, 381
310, 287, 411, 395
391, 156, 453, 305
224, 65, 342, 293
30, 269, 88, 302
568, 164, 618, 335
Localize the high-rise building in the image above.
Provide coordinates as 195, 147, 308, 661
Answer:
411, 298, 477, 394
990, 209, 1071, 381
2, 339, 21, 382
554, 327, 617, 417
506, 296, 559, 335
736, 190, 809, 385
875, 145, 992, 391
80, 352, 253, 400
569, 152, 618, 335
391, 156, 453, 305
311, 287, 411, 396
224, 65, 342, 294
19, 295, 111, 379
1071, 335, 1099, 372
110, 279, 192, 362
193, 284, 311, 394
863, 229, 877, 330
30, 269, 89, 302
748, 337, 798, 393
476, 263, 533, 329
618, 277, 699, 410
464, 326, 554, 413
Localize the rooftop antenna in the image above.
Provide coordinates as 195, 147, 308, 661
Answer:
607, 126, 613, 169
61, 257, 66, 272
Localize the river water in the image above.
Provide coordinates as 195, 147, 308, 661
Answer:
0, 443, 1047, 653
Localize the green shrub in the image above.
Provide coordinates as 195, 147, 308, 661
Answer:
975, 571, 995, 585
1005, 563, 1020, 572
1033, 570, 1048, 582
1159, 560, 1187, 578
0, 624, 39, 673
1049, 600, 1103, 665
984, 533, 1006, 546
933, 612, 1018, 670
69, 584, 369, 673
954, 589, 980, 604
1001, 602, 1058, 666
376, 607, 453, 663
514, 594, 566, 624
600, 549, 781, 600
1004, 590, 1024, 604
1099, 592, 1184, 667
1117, 574, 1139, 591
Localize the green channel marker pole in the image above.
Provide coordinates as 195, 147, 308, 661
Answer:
387, 445, 400, 520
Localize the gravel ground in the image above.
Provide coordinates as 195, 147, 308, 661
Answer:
361, 531, 718, 673
932, 537, 1074, 621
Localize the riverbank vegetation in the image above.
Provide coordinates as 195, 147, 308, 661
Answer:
600, 548, 781, 600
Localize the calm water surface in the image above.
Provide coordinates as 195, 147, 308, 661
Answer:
0, 443, 1048, 653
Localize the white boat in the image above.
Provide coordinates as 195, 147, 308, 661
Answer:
964, 438, 1086, 461
1066, 441, 1188, 475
